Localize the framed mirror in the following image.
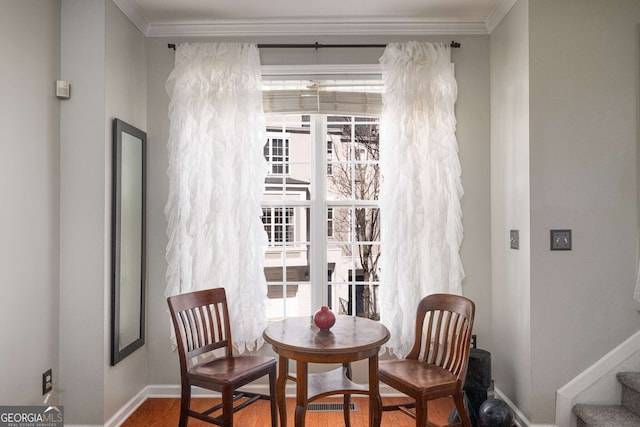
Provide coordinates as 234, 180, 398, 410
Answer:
111, 118, 146, 365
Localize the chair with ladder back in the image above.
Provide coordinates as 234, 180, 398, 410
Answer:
167, 288, 277, 427
380, 293, 475, 427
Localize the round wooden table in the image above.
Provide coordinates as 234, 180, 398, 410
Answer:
263, 315, 390, 427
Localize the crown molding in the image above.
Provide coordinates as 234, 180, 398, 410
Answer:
112, 0, 150, 35
112, 0, 522, 38
146, 18, 489, 37
485, 0, 518, 33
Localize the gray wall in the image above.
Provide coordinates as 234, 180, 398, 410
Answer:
144, 35, 492, 385
59, 1, 107, 421
104, 0, 148, 419
490, 0, 532, 419
529, 0, 640, 422
491, 0, 640, 423
0, 0, 61, 406
59, 0, 147, 423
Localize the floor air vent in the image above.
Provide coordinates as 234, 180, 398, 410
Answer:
307, 402, 358, 412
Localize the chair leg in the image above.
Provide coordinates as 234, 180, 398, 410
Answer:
415, 399, 427, 427
453, 392, 472, 427
268, 368, 278, 427
221, 386, 234, 427
178, 383, 190, 427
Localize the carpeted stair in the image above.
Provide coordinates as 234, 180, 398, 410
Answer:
573, 372, 640, 426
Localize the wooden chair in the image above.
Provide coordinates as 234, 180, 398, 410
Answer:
167, 288, 277, 427
380, 293, 475, 427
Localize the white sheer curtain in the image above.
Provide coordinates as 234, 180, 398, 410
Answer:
164, 43, 269, 353
379, 41, 465, 357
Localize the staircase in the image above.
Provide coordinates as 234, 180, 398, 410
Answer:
573, 372, 640, 426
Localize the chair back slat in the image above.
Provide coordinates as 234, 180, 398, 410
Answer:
168, 288, 233, 367
407, 293, 475, 381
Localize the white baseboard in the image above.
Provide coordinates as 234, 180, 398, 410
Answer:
494, 387, 555, 427
104, 388, 148, 427
65, 389, 147, 427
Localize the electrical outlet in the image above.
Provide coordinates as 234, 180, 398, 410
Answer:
43, 369, 52, 395
550, 229, 572, 250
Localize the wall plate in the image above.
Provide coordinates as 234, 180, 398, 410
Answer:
550, 229, 572, 250
510, 230, 519, 250
43, 368, 52, 395
55, 80, 70, 99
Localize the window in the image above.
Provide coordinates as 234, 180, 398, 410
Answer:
264, 135, 290, 174
262, 113, 380, 320
326, 141, 333, 175
262, 207, 294, 244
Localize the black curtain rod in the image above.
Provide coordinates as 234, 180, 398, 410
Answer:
167, 41, 461, 50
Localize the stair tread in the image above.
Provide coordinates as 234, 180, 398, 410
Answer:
574, 404, 640, 427
617, 372, 640, 392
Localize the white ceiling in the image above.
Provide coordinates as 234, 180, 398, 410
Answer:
112, 0, 517, 37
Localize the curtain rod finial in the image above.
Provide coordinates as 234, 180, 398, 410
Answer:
450, 41, 461, 48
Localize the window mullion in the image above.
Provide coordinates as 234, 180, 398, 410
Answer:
310, 114, 327, 307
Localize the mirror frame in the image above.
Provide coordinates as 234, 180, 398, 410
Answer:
110, 118, 147, 366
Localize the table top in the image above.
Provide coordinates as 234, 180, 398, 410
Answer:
263, 315, 389, 361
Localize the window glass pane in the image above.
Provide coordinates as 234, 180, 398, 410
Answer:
327, 279, 379, 319
328, 207, 353, 241
326, 116, 379, 201
354, 208, 381, 244
328, 283, 351, 315
266, 282, 312, 320
262, 207, 297, 244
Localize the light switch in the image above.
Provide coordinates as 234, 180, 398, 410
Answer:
510, 230, 519, 250
550, 229, 572, 250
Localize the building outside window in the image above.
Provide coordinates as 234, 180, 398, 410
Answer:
262, 207, 294, 244
326, 140, 333, 175
264, 136, 290, 174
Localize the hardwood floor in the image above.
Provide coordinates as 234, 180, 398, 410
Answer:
121, 396, 455, 427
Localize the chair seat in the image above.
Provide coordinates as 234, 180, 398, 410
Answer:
379, 359, 458, 398
189, 355, 277, 388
